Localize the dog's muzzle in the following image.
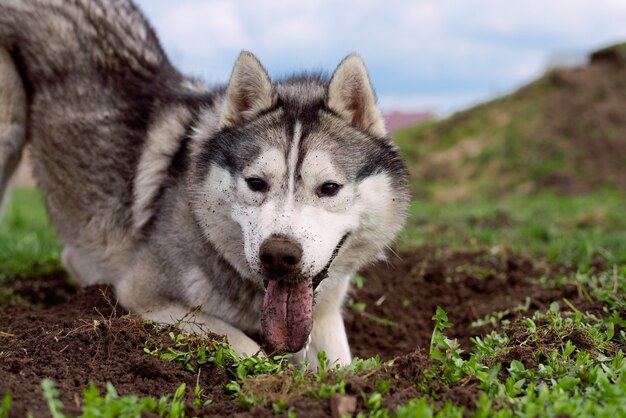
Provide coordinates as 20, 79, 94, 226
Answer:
259, 233, 349, 353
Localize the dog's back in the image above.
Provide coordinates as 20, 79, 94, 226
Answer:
0, 0, 205, 245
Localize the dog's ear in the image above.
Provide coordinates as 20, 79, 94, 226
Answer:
327, 54, 386, 137
220, 51, 276, 128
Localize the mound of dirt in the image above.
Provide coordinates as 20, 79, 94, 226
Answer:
347, 247, 580, 359
0, 287, 242, 417
399, 42, 626, 199
0, 247, 587, 416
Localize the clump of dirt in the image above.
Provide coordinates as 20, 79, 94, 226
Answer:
494, 317, 601, 374
0, 247, 589, 416
495, 345, 538, 370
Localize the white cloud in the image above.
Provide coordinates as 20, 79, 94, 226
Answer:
135, 0, 626, 111
379, 91, 496, 116
455, 0, 626, 45
155, 1, 246, 51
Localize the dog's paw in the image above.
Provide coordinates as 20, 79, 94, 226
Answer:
229, 335, 263, 358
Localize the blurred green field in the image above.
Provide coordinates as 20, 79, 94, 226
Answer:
0, 188, 62, 283
399, 191, 626, 272
2, 186, 625, 284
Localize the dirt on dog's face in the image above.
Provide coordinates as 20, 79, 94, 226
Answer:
192, 121, 408, 353
190, 53, 409, 353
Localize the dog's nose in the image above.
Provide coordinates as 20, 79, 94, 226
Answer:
259, 235, 303, 278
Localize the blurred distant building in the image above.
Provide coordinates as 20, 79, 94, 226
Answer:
545, 52, 588, 70
383, 111, 434, 134
12, 149, 35, 187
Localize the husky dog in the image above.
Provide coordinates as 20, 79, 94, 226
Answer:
0, 0, 408, 366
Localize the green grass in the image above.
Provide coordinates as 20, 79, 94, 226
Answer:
7, 295, 621, 417
6, 294, 623, 417
138, 296, 626, 417
41, 379, 188, 418
414, 300, 626, 418
400, 190, 626, 272
0, 188, 62, 283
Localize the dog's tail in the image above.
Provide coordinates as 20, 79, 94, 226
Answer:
0, 47, 27, 214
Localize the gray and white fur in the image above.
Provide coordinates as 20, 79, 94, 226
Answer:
0, 0, 409, 367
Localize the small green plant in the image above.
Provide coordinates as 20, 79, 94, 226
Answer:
146, 331, 233, 373
316, 351, 330, 382
1, 394, 12, 418
346, 300, 399, 328
352, 275, 366, 289
146, 330, 290, 380
364, 391, 383, 414
347, 300, 367, 312
192, 377, 212, 409
225, 380, 266, 408
234, 353, 289, 380
429, 306, 454, 359
160, 383, 186, 418
375, 379, 391, 396
41, 379, 66, 418
81, 382, 159, 418
40, 379, 191, 418
271, 399, 288, 414
342, 355, 381, 374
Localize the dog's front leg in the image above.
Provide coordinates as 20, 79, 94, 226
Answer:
299, 275, 352, 369
141, 303, 262, 357
304, 309, 352, 369
117, 258, 262, 357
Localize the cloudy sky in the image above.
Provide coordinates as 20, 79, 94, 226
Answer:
134, 0, 626, 115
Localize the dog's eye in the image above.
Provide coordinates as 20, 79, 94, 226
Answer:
246, 177, 269, 193
317, 182, 342, 197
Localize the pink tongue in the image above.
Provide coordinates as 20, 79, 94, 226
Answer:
262, 279, 313, 353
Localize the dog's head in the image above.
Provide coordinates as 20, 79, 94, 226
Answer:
191, 52, 409, 353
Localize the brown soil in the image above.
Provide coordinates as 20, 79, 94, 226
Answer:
0, 247, 588, 416
346, 247, 580, 359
